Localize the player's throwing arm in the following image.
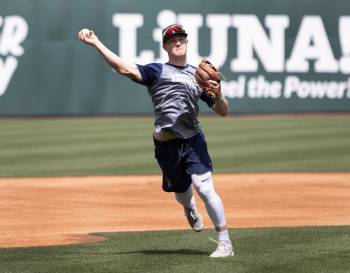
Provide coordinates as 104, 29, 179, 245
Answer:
77, 28, 142, 81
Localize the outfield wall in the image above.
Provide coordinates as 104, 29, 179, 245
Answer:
0, 0, 350, 115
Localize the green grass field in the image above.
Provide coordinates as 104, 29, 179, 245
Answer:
1, 115, 350, 177
1, 227, 350, 273
1, 115, 350, 273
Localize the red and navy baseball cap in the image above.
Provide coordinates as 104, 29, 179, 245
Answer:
162, 24, 188, 43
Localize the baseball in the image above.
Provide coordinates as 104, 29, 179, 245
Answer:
80, 28, 90, 37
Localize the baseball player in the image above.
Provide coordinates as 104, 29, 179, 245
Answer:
78, 24, 233, 258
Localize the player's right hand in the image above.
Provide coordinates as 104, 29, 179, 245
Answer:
77, 28, 99, 46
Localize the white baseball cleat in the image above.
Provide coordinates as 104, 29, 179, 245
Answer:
184, 207, 203, 232
209, 238, 234, 258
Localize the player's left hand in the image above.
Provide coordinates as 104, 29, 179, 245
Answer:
195, 59, 222, 99
206, 80, 221, 99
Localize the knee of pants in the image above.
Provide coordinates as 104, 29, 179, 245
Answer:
191, 172, 215, 199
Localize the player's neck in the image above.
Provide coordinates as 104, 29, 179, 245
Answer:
167, 55, 187, 67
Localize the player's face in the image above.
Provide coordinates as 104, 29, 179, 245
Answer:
163, 35, 188, 57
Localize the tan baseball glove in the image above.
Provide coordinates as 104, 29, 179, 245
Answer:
195, 59, 222, 99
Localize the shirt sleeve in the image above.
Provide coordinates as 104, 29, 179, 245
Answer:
133, 63, 162, 86
200, 91, 216, 108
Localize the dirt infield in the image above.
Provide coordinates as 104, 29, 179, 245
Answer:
0, 173, 349, 248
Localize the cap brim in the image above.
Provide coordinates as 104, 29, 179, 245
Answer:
163, 33, 188, 43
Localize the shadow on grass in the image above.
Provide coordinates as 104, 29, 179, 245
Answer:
68, 249, 208, 256
128, 249, 208, 256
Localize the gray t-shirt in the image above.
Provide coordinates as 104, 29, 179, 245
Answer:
134, 63, 214, 139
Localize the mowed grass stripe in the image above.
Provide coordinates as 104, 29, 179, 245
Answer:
1, 138, 152, 157
209, 133, 349, 156
202, 117, 350, 140
211, 140, 350, 172
2, 145, 157, 177
203, 117, 350, 136
0, 129, 153, 146
0, 116, 350, 177
213, 154, 350, 172
207, 128, 348, 148
0, 119, 153, 141
3, 153, 158, 177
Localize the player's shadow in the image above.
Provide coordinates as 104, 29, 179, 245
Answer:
124, 249, 208, 256
74, 249, 208, 256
